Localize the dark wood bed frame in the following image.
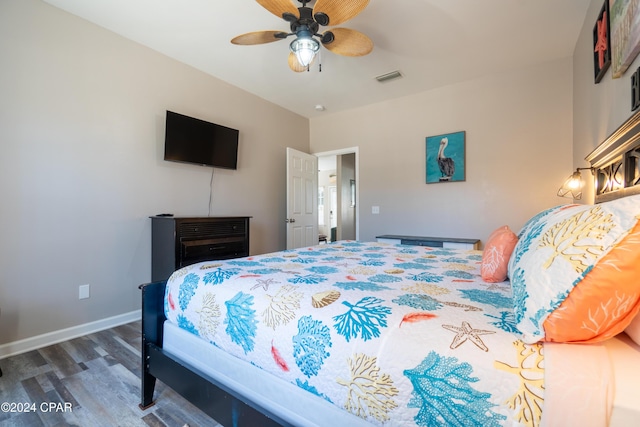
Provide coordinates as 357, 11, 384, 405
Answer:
139, 281, 285, 426
139, 111, 640, 427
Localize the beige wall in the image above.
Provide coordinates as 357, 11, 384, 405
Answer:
0, 0, 308, 347
573, 0, 640, 203
310, 58, 574, 244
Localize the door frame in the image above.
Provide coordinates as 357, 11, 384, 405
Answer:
313, 147, 359, 241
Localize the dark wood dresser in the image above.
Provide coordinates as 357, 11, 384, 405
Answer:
151, 216, 250, 282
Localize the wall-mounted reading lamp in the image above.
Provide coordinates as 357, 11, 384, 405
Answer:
557, 167, 595, 200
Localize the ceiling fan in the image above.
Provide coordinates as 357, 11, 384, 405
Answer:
231, 0, 373, 72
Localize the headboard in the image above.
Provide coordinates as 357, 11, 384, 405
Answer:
586, 110, 640, 203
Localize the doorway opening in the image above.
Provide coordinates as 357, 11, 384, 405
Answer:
315, 147, 358, 243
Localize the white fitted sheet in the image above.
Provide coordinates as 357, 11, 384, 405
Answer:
162, 320, 371, 427
605, 333, 640, 427
542, 340, 612, 427
542, 333, 640, 427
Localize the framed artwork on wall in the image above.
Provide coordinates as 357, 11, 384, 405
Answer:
426, 131, 465, 183
594, 0, 611, 83
610, 0, 640, 78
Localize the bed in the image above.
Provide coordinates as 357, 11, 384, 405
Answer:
139, 111, 640, 427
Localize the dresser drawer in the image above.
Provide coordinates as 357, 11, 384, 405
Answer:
180, 238, 247, 266
178, 220, 247, 239
401, 239, 443, 247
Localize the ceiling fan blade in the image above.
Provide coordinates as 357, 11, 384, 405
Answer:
231, 31, 285, 45
288, 52, 308, 72
256, 0, 299, 20
313, 0, 369, 26
322, 28, 373, 57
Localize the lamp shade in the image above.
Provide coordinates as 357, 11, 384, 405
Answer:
290, 29, 319, 67
557, 168, 593, 200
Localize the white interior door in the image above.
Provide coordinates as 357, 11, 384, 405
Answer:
286, 148, 318, 249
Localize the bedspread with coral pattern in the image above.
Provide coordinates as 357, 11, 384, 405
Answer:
164, 241, 543, 426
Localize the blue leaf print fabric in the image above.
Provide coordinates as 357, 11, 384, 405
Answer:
404, 352, 506, 427
176, 314, 198, 336
459, 289, 512, 309
407, 272, 443, 282
288, 274, 327, 285
164, 241, 543, 426
203, 267, 239, 285
485, 311, 519, 334
333, 297, 392, 342
396, 262, 436, 270
178, 273, 199, 310
393, 294, 443, 311
334, 281, 392, 291
295, 379, 333, 402
224, 292, 257, 354
293, 315, 332, 377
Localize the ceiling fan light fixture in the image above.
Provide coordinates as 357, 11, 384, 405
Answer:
290, 29, 320, 67
232, 0, 373, 72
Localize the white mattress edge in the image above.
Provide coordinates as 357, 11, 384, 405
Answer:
541, 340, 612, 427
162, 320, 372, 427
542, 333, 640, 427
163, 322, 640, 427
604, 333, 640, 427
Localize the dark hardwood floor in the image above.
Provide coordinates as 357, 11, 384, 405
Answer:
0, 321, 219, 427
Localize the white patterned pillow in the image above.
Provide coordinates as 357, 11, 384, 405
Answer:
508, 194, 640, 344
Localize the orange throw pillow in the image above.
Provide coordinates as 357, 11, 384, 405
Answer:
481, 226, 518, 282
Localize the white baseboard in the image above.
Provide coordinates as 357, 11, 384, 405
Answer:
0, 310, 141, 359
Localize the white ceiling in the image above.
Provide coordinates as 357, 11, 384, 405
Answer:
42, 0, 590, 119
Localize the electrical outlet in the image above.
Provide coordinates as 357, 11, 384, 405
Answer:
372, 206, 380, 214
79, 284, 90, 300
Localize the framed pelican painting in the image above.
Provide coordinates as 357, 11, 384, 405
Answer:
426, 131, 465, 183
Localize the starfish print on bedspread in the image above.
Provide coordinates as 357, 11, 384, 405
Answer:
442, 321, 495, 352
250, 278, 279, 291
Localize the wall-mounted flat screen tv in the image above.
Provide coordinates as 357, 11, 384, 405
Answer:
164, 110, 239, 169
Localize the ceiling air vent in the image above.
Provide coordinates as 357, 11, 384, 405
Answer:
375, 70, 403, 83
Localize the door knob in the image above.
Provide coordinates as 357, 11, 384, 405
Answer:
285, 218, 296, 223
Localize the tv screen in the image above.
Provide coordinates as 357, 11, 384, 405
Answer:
164, 110, 239, 169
